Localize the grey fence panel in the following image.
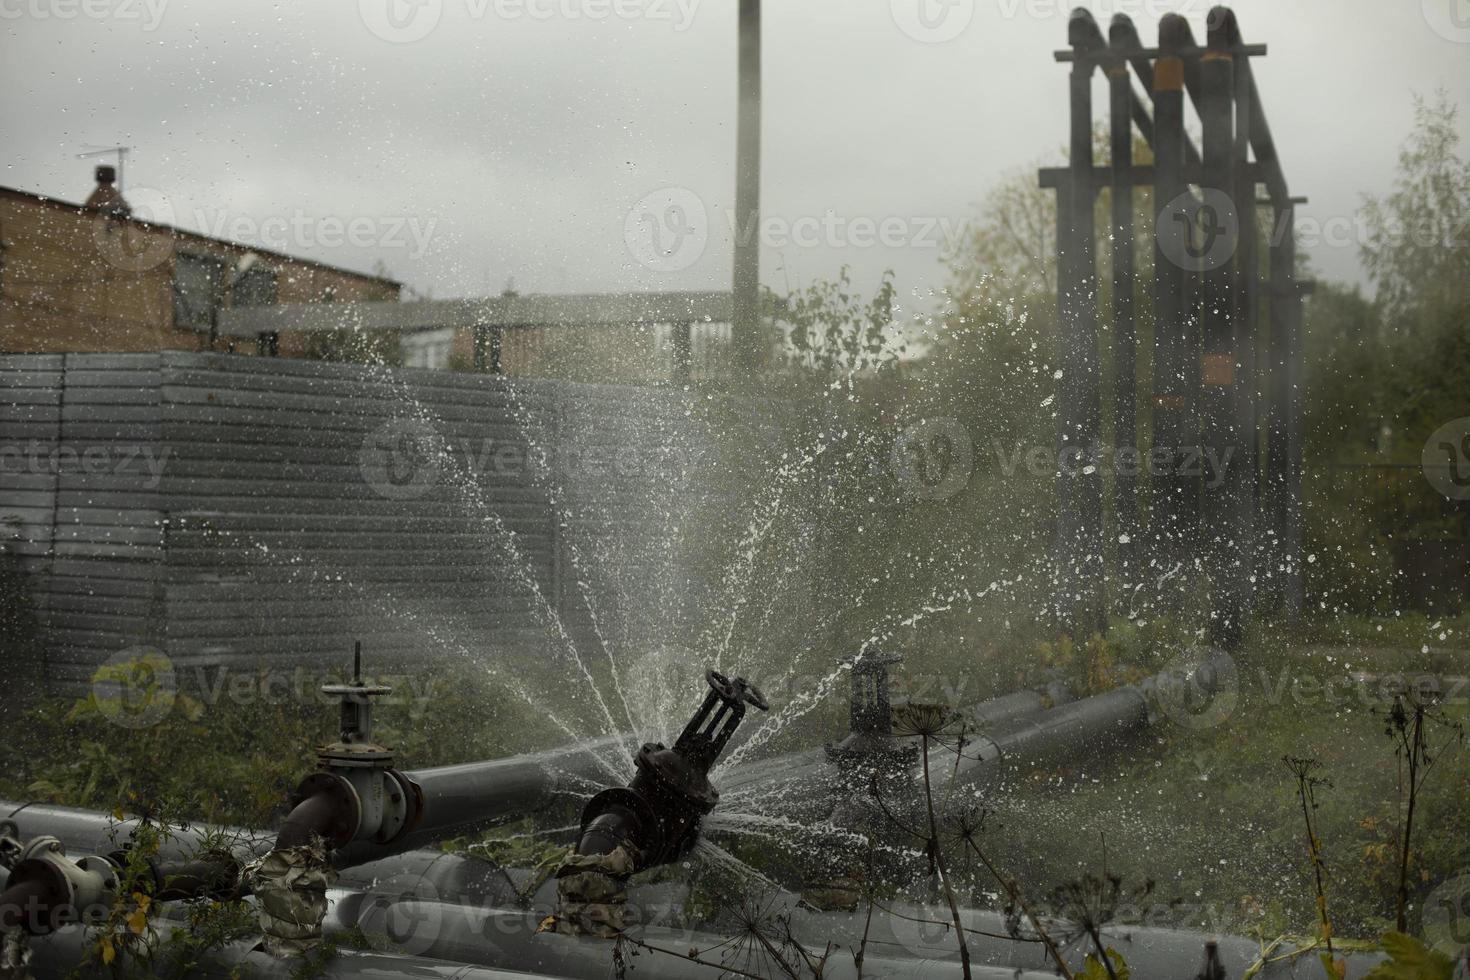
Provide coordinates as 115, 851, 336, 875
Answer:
0, 355, 63, 571
2, 351, 751, 692
150, 353, 553, 671
40, 354, 166, 679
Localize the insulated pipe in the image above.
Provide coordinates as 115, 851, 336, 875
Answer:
0, 806, 552, 911
0, 659, 1193, 884
5, 810, 1387, 978
774, 898, 1386, 979
0, 659, 1201, 937
332, 733, 634, 867
941, 654, 1234, 790
0, 805, 271, 867
946, 684, 1148, 784
320, 897, 1387, 980
22, 926, 564, 980
718, 678, 1078, 800
0, 850, 240, 935
270, 645, 636, 867
327, 900, 1052, 980
4, 669, 1076, 874
0, 734, 631, 929
151, 857, 243, 901
959, 678, 1074, 729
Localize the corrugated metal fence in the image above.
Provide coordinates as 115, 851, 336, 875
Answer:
0, 352, 732, 690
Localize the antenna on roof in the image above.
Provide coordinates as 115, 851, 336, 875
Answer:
76, 146, 132, 193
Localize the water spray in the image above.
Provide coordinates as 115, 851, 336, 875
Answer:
552, 669, 767, 935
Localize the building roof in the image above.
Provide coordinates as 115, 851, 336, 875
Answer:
0, 184, 402, 290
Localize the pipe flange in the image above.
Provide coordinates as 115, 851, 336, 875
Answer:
374, 770, 417, 844
394, 772, 426, 839
70, 856, 119, 924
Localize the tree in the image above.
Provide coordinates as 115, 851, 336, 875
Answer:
1351, 92, 1470, 457
1301, 281, 1383, 461
762, 266, 901, 377
1360, 90, 1470, 337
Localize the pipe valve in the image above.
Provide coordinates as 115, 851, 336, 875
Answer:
0, 836, 118, 935
277, 642, 416, 851
574, 669, 767, 874
825, 649, 916, 778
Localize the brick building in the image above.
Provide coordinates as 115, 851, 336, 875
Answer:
0, 166, 400, 357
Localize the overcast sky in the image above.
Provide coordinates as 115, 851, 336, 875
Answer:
3, 0, 1467, 308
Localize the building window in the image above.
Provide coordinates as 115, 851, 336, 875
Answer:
172, 252, 225, 331
401, 328, 455, 370
233, 264, 278, 307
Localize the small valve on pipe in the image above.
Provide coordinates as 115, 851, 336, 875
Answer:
825, 649, 916, 778
0, 832, 119, 935
277, 642, 416, 852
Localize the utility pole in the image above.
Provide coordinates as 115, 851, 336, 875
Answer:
733, 0, 762, 376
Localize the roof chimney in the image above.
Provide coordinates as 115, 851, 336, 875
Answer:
84, 164, 131, 219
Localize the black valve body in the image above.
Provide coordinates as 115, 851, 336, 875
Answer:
574, 670, 766, 875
